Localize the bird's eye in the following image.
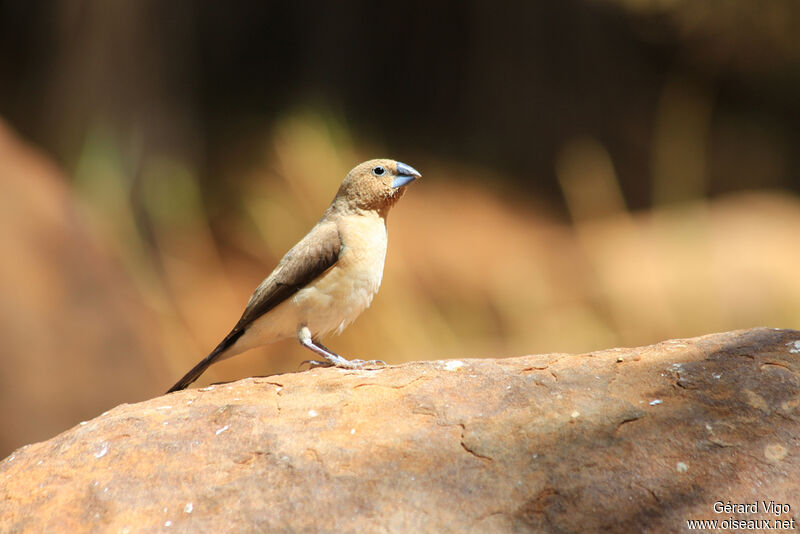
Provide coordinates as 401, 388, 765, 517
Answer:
372, 166, 386, 176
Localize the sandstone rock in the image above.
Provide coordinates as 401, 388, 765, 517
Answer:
2, 328, 800, 533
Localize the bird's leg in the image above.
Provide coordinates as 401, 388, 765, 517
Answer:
297, 326, 385, 369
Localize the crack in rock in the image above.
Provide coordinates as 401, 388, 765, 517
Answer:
459, 424, 494, 463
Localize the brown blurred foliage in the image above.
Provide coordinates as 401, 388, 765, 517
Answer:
1, 1, 799, 457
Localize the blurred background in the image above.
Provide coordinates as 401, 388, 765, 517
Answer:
1, 1, 799, 457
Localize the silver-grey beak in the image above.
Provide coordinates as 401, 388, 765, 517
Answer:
392, 161, 422, 188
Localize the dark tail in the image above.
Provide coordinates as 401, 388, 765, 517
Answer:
166, 329, 245, 393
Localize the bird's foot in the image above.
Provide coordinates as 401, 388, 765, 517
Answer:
297, 328, 385, 370
300, 359, 333, 369
299, 357, 386, 370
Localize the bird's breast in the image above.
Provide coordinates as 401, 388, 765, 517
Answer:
295, 212, 388, 337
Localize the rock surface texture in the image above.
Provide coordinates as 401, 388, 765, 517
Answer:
2, 328, 800, 533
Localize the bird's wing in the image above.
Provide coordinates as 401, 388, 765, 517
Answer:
165, 220, 341, 393
235, 220, 341, 330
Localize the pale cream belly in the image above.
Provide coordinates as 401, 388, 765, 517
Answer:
226, 212, 387, 358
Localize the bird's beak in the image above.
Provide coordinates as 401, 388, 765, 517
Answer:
392, 162, 422, 188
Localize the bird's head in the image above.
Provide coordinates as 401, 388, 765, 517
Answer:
333, 159, 421, 214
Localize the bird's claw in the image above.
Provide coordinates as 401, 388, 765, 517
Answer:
299, 358, 386, 370
299, 359, 333, 369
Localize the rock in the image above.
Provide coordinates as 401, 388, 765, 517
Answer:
2, 328, 800, 533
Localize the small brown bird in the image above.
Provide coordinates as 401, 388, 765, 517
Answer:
167, 159, 420, 392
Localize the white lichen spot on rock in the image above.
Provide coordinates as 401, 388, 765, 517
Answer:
350, 428, 356, 435
444, 360, 465, 371
215, 425, 229, 435
184, 503, 193, 514
571, 411, 580, 418
764, 443, 788, 462
155, 406, 172, 411
94, 442, 109, 459
786, 340, 800, 353
164, 520, 172, 527
676, 462, 689, 473
6, 455, 14, 463
649, 399, 662, 406
199, 386, 214, 392
308, 410, 318, 418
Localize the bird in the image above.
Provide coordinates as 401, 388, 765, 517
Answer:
166, 159, 421, 393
